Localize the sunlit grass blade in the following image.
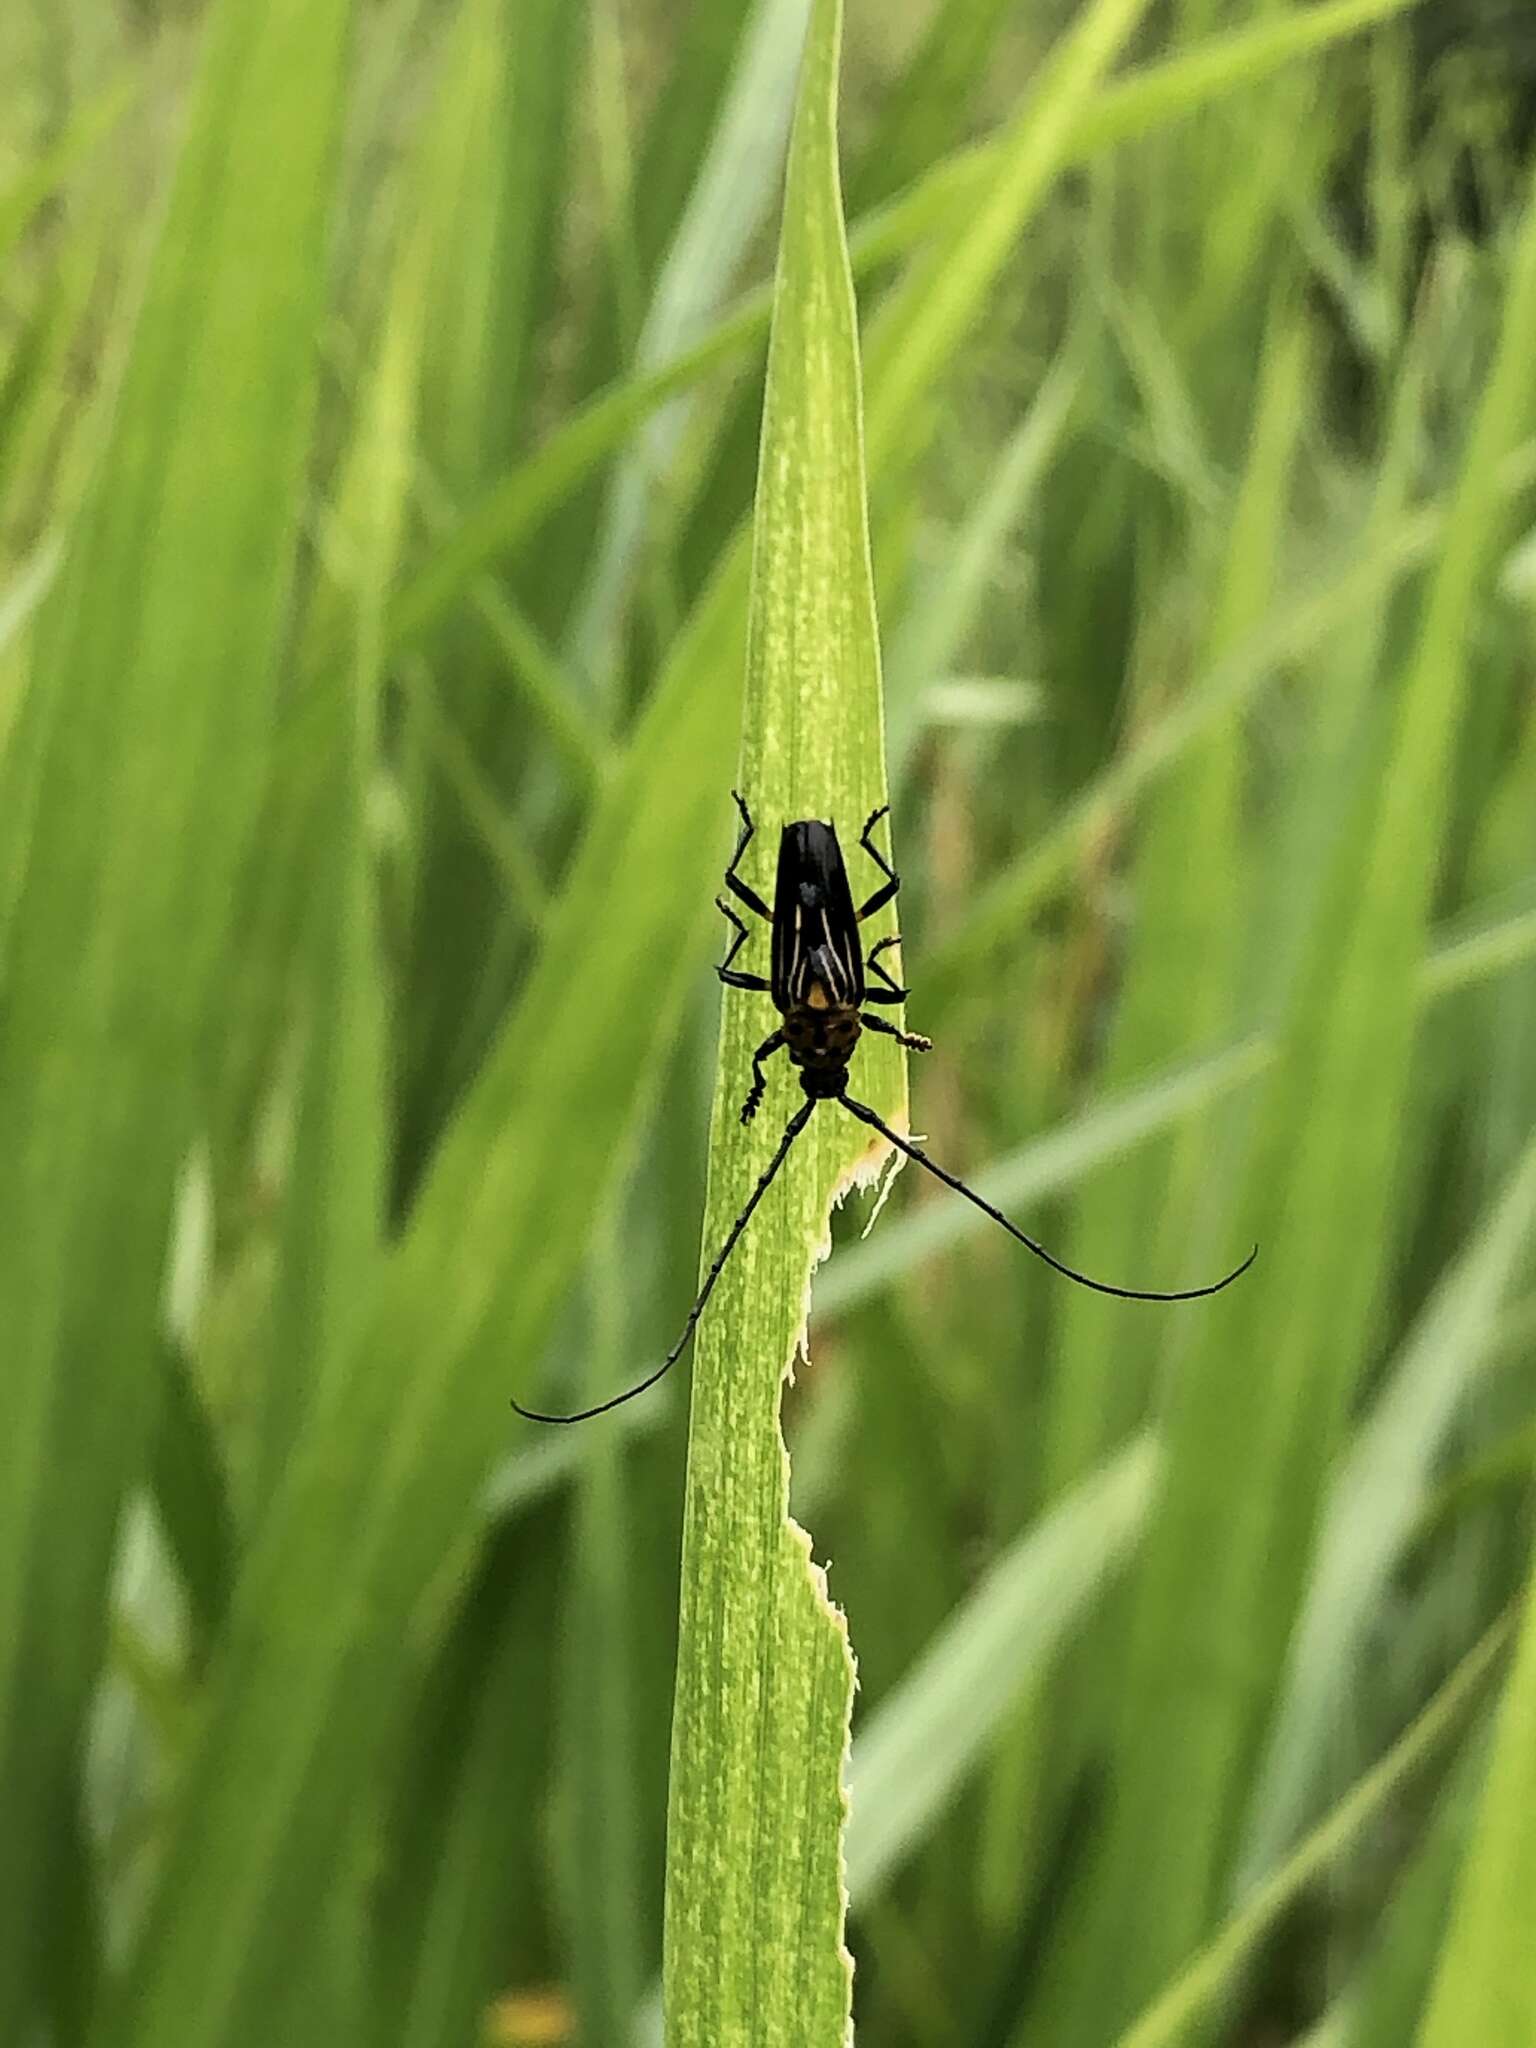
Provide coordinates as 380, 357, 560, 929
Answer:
0, 0, 356, 2034
1236, 1126, 1536, 1890
860, 0, 1155, 465
570, 0, 810, 687
251, 212, 424, 1509
662, 1, 896, 2039
846, 1438, 1157, 1902
855, 0, 1425, 276
561, 1201, 644, 2046
0, 543, 62, 897
1112, 1619, 1511, 2048
921, 439, 1536, 1018
100, 567, 754, 2048
414, 0, 579, 485
393, 0, 585, 1169
0, 70, 135, 266
884, 352, 1079, 789
1042, 313, 1305, 1504
1042, 150, 1536, 2045
846, 0, 1016, 212
391, 0, 1416, 659
1421, 992, 1536, 2039
1313, 1730, 1490, 2048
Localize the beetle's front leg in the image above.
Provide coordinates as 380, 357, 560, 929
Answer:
856, 803, 901, 921
740, 1030, 786, 1123
724, 788, 772, 921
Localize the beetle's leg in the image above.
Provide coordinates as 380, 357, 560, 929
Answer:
863, 932, 910, 1001
861, 1010, 932, 1054
740, 1030, 787, 1123
724, 788, 772, 921
716, 897, 769, 991
857, 803, 900, 921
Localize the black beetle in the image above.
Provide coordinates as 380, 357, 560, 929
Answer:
512, 793, 1255, 1424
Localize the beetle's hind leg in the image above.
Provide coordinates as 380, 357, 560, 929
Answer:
716, 897, 771, 992
724, 788, 772, 920
861, 932, 910, 1003
857, 803, 901, 921
862, 1010, 932, 1054
740, 1030, 786, 1123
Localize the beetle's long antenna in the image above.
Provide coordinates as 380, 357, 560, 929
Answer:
840, 1095, 1257, 1301
512, 1098, 819, 1424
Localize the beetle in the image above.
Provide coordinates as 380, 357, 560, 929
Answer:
512, 792, 1256, 1424
719, 792, 934, 1124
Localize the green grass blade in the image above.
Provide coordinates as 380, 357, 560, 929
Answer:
0, 543, 61, 891
100, 591, 748, 2048
854, 0, 1424, 279
0, 538, 60, 674
860, 0, 1155, 466
253, 205, 424, 1506
414, 0, 580, 486
661, 2, 896, 2039
1237, 1126, 1536, 1890
1046, 151, 1536, 2044
1113, 1620, 1511, 2048
1421, 1199, 1536, 2019
394, 0, 586, 1157
884, 351, 1079, 788
1042, 313, 1305, 1504
561, 1202, 645, 2046
846, 0, 1016, 213
392, 0, 1413, 660
1312, 1730, 1491, 2048
0, 0, 355, 2033
105, 377, 773, 2041
0, 69, 135, 267
921, 440, 1536, 1018
374, 1520, 560, 2048
845, 1437, 1157, 1903
570, 0, 810, 686
148, 1339, 234, 1665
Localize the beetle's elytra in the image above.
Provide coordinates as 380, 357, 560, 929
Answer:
512, 793, 1256, 1425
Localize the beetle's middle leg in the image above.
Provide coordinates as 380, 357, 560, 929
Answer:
861, 1011, 932, 1054
716, 897, 771, 993
861, 933, 910, 1003
857, 803, 901, 921
740, 1030, 786, 1123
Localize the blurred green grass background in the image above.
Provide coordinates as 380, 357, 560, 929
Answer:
4, 0, 1536, 2044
